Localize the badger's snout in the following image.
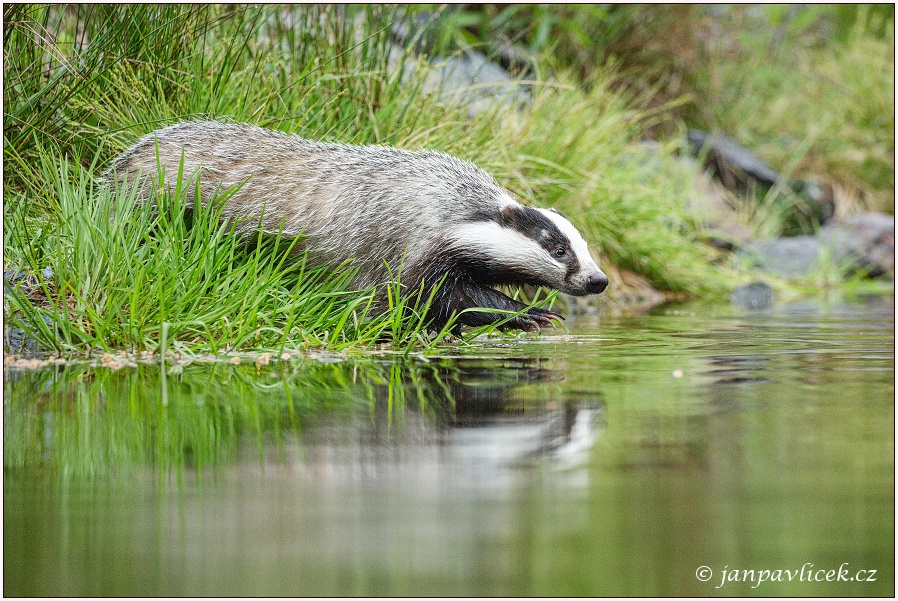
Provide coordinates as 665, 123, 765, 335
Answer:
560, 270, 609, 297
586, 271, 609, 294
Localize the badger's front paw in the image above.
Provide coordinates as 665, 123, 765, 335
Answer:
508, 307, 565, 332
529, 306, 565, 330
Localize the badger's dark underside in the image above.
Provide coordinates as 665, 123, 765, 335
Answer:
408, 259, 564, 336
433, 277, 563, 335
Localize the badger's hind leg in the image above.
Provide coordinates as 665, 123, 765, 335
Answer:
435, 276, 564, 334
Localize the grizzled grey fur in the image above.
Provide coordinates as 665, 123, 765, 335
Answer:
107, 121, 607, 333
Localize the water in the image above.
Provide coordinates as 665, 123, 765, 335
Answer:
4, 298, 894, 596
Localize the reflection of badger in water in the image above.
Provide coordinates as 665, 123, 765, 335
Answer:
441, 362, 604, 468
450, 402, 604, 469
365, 359, 605, 470
107, 121, 608, 333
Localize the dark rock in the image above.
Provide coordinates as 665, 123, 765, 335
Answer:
630, 139, 759, 252
739, 236, 822, 278
3, 314, 53, 356
790, 180, 835, 218
4, 265, 51, 299
4, 269, 26, 295
4, 268, 27, 282
686, 130, 835, 231
494, 41, 537, 76
785, 180, 836, 230
819, 212, 894, 278
392, 12, 535, 78
4, 266, 56, 356
731, 281, 775, 310
5, 325, 37, 354
389, 11, 533, 118
687, 130, 781, 192
4, 265, 52, 289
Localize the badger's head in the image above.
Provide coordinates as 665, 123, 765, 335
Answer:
452, 201, 609, 296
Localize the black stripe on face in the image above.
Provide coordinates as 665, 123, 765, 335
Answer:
496, 205, 581, 278
497, 204, 563, 245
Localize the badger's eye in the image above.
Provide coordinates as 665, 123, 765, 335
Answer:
553, 247, 567, 258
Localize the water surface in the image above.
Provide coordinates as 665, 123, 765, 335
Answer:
4, 298, 894, 596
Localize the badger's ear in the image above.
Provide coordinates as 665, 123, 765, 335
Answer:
497, 203, 533, 230
499, 204, 518, 221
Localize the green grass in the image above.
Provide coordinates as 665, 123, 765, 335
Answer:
691, 6, 895, 213
4, 353, 527, 480
4, 152, 461, 355
4, 148, 568, 356
15, 4, 867, 356
427, 5, 894, 215
3, 359, 368, 479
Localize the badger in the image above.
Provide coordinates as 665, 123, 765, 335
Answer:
107, 121, 608, 333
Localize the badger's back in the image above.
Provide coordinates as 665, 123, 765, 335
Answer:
108, 121, 509, 289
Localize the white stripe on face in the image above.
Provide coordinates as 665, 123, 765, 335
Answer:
535, 208, 599, 272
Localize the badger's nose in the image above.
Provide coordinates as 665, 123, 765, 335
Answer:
586, 272, 609, 294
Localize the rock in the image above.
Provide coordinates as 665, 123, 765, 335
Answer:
4, 269, 26, 295
388, 10, 533, 118
3, 315, 53, 357
494, 41, 537, 76
738, 212, 895, 280
701, 223, 756, 252
390, 43, 531, 118
426, 49, 532, 117
4, 325, 32, 353
689, 167, 757, 251
686, 130, 835, 230
391, 11, 536, 77
4, 265, 52, 293
731, 281, 775, 310
819, 212, 894, 278
790, 180, 834, 215
739, 236, 822, 278
687, 130, 781, 192
4, 266, 57, 356
783, 179, 836, 234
